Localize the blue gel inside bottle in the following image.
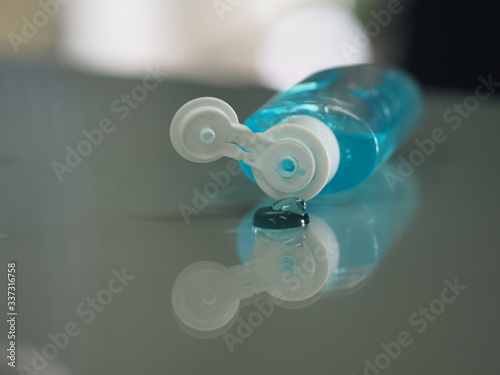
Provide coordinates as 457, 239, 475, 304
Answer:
239, 64, 422, 193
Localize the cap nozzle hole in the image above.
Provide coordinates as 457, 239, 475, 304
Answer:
277, 156, 297, 178
200, 128, 216, 144
202, 289, 217, 304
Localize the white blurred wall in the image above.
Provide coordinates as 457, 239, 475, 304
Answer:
57, 0, 372, 89
0, 0, 373, 89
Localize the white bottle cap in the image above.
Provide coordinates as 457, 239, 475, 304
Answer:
170, 97, 340, 200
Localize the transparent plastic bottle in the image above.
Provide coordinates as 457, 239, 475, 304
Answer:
240, 64, 422, 193
170, 64, 422, 200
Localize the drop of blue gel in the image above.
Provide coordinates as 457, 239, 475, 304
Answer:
252, 197, 309, 229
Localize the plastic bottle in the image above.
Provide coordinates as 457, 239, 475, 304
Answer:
170, 64, 422, 200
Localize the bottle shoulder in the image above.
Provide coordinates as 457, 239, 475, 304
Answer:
245, 96, 375, 137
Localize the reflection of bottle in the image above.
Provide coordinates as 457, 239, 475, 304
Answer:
170, 65, 422, 200
172, 162, 418, 338
237, 161, 419, 296
171, 217, 339, 338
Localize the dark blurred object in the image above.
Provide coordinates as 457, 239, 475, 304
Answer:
403, 0, 500, 91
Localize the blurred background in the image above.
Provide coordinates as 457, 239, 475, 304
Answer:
1, 2, 500, 375
1, 0, 498, 91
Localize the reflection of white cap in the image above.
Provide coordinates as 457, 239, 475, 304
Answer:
171, 215, 338, 336
171, 261, 240, 333
170, 97, 340, 200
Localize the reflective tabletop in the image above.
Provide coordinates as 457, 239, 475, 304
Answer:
1, 63, 499, 375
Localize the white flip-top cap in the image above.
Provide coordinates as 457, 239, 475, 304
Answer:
170, 97, 340, 200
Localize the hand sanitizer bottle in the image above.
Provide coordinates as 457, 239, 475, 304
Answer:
170, 64, 422, 200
